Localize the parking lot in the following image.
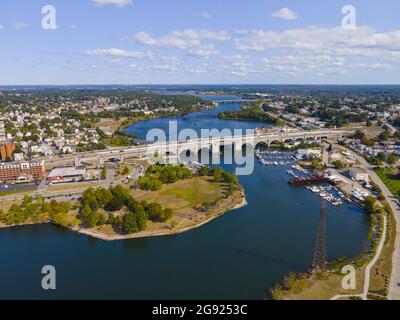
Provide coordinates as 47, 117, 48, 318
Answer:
0, 183, 38, 194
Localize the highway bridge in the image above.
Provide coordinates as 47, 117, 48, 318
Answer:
42, 129, 353, 167
212, 99, 255, 106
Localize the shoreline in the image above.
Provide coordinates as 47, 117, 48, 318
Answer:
0, 193, 248, 242
74, 192, 248, 241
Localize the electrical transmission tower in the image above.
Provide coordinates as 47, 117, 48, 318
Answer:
311, 199, 328, 271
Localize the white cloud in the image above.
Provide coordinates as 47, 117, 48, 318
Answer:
133, 29, 230, 49
271, 8, 300, 21
13, 22, 30, 30
195, 11, 211, 19
350, 63, 392, 70
0, 24, 4, 31
216, 55, 258, 77
69, 25, 78, 30
85, 48, 152, 59
190, 69, 208, 74
188, 44, 218, 57
93, 0, 132, 7
234, 26, 400, 57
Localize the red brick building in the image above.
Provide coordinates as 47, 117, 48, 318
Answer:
0, 160, 45, 183
0, 142, 15, 161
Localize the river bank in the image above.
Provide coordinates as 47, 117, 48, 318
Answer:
0, 177, 247, 242
75, 192, 247, 241
0, 98, 370, 299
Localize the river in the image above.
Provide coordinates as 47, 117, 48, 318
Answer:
0, 95, 370, 299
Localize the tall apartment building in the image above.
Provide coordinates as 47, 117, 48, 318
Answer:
0, 142, 15, 161
0, 160, 45, 183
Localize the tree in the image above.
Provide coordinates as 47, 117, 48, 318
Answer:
135, 208, 147, 231
97, 213, 107, 226
122, 166, 130, 175
22, 195, 33, 207
81, 204, 97, 227
53, 212, 68, 227
354, 130, 365, 140
388, 153, 398, 165
198, 165, 210, 176
164, 208, 173, 221
94, 188, 113, 207
105, 195, 123, 211
213, 168, 223, 182
378, 130, 390, 142
364, 196, 378, 215
122, 212, 138, 234
145, 202, 168, 222
332, 160, 345, 169
377, 152, 386, 161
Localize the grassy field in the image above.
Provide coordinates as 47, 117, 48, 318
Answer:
132, 177, 224, 210
375, 168, 400, 198
281, 269, 365, 300
46, 182, 101, 192
95, 118, 128, 133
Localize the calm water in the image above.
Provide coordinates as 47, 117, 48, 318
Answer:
125, 95, 266, 141
0, 96, 370, 299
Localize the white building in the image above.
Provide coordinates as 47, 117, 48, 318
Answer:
296, 149, 322, 160
349, 167, 369, 183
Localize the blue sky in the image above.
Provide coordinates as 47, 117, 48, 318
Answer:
0, 0, 399, 85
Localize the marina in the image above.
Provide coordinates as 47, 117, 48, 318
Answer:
256, 148, 346, 206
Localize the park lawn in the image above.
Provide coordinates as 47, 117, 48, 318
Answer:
160, 178, 221, 207
132, 177, 224, 211
46, 182, 101, 192
281, 268, 365, 300
375, 168, 400, 198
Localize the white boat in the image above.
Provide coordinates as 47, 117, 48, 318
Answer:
311, 186, 320, 193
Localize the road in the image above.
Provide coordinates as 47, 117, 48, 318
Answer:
331, 141, 400, 300
40, 129, 352, 167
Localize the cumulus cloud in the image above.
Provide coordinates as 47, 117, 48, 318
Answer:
85, 48, 152, 59
234, 26, 400, 57
188, 44, 218, 57
271, 8, 300, 21
215, 55, 258, 77
93, 0, 132, 7
133, 29, 230, 49
13, 22, 30, 30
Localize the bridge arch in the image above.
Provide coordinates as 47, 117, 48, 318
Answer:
268, 140, 282, 147
255, 141, 269, 149
283, 138, 295, 145
179, 149, 198, 163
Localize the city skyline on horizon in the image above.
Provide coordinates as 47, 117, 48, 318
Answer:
1, 0, 400, 85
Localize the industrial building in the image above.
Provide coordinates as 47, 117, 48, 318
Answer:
0, 160, 45, 183
47, 166, 88, 184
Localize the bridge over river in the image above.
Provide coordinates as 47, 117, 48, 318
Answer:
42, 129, 353, 167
